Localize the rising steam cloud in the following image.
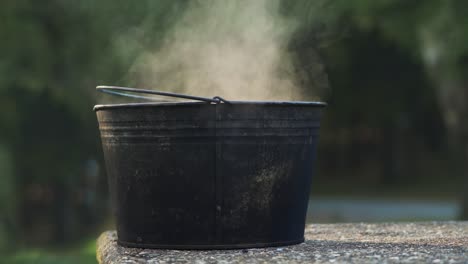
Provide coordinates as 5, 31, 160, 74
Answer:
129, 0, 306, 101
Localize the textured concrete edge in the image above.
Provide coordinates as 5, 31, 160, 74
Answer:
96, 233, 103, 264
96, 222, 468, 264
96, 231, 111, 264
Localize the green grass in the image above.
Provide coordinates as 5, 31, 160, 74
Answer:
6, 240, 97, 264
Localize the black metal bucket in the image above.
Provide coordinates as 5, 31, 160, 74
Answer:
94, 86, 325, 249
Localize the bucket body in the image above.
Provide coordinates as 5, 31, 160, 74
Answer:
95, 101, 324, 249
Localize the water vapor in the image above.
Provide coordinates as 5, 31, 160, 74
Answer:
129, 0, 306, 101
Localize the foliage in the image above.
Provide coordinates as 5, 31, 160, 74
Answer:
6, 239, 97, 264
336, 0, 468, 77
0, 0, 192, 249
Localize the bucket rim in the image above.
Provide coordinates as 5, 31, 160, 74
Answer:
93, 101, 327, 111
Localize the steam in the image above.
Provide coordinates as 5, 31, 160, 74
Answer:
129, 0, 305, 101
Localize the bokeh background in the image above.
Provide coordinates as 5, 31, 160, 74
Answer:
1, 0, 467, 263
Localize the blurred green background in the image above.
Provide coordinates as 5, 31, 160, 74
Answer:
2, 0, 468, 263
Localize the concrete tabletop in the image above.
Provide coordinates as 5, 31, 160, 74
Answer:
97, 222, 467, 263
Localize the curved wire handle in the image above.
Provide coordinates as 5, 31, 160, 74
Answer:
96, 85, 229, 104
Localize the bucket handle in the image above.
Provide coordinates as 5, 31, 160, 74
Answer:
96, 85, 229, 104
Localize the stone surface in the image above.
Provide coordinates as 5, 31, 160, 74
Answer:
97, 222, 467, 263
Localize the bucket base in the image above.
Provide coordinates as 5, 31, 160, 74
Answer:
117, 238, 305, 250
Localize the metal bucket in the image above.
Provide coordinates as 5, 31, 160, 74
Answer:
94, 86, 325, 249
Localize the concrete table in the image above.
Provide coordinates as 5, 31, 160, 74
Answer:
97, 222, 467, 263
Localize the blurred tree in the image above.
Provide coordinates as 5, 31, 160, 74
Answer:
0, 0, 115, 246
0, 0, 190, 247
282, 0, 452, 194
322, 28, 443, 185
331, 0, 468, 219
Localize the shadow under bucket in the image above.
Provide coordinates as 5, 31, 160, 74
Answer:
94, 86, 325, 249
